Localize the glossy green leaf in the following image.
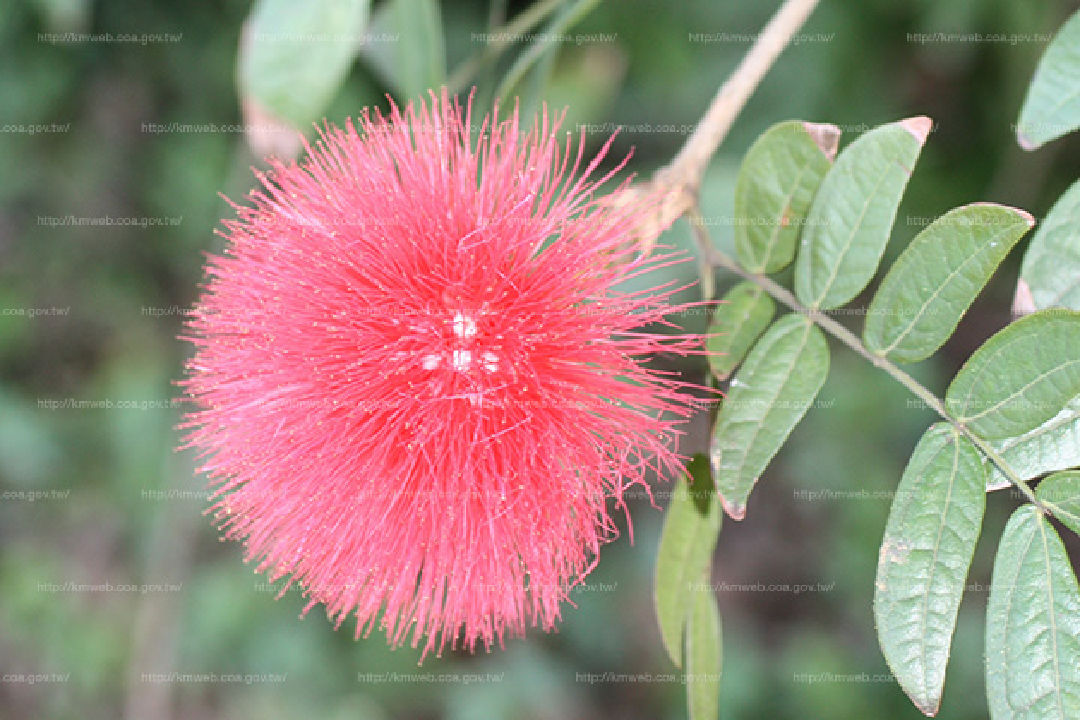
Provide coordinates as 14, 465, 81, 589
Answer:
706, 282, 777, 380
865, 204, 1034, 363
734, 120, 840, 274
987, 398, 1080, 491
362, 0, 445, 99
1020, 179, 1080, 311
874, 423, 986, 715
710, 314, 830, 519
655, 456, 721, 667
1016, 8, 1080, 150
1037, 471, 1080, 537
946, 310, 1080, 440
686, 580, 722, 720
240, 0, 370, 127
986, 505, 1080, 719
794, 117, 930, 310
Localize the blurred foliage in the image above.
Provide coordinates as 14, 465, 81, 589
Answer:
2, 0, 1079, 718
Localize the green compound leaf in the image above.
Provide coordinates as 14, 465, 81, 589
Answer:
362, 0, 446, 100
874, 423, 986, 716
986, 505, 1080, 719
865, 204, 1034, 363
987, 398, 1080, 491
1020, 179, 1080, 311
706, 282, 777, 381
710, 314, 830, 520
945, 310, 1080, 440
1016, 8, 1080, 150
734, 120, 840, 274
686, 580, 722, 720
655, 456, 721, 668
1036, 471, 1080, 537
795, 117, 930, 310
240, 0, 370, 127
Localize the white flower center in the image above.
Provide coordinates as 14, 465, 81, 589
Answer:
451, 349, 473, 371
419, 311, 499, 374
452, 311, 477, 339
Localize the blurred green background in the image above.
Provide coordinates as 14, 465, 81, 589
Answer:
3, 0, 1080, 718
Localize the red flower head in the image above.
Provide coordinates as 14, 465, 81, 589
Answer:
182, 90, 705, 657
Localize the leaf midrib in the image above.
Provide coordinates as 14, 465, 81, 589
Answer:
658, 482, 719, 666
1036, 516, 1067, 719
730, 319, 815, 484
998, 515, 1034, 714
710, 286, 766, 360
916, 431, 962, 708
811, 164, 894, 308
756, 161, 816, 273
962, 357, 1080, 427
880, 221, 1019, 356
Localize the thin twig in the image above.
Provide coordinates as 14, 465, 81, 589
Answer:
637, 0, 823, 237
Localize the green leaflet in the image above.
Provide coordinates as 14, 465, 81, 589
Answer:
794, 117, 930, 310
706, 282, 777, 380
686, 580, 722, 720
240, 0, 370, 127
865, 204, 1033, 363
945, 310, 1080, 440
1020, 179, 1080, 312
361, 0, 446, 100
873, 423, 986, 715
986, 506, 1080, 719
1036, 471, 1080, 537
734, 120, 839, 274
655, 456, 721, 667
710, 314, 830, 520
987, 398, 1080, 491
1016, 8, 1080, 149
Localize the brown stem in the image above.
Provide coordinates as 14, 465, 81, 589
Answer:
636, 0, 822, 239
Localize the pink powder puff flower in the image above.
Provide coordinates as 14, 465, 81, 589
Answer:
181, 89, 706, 657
